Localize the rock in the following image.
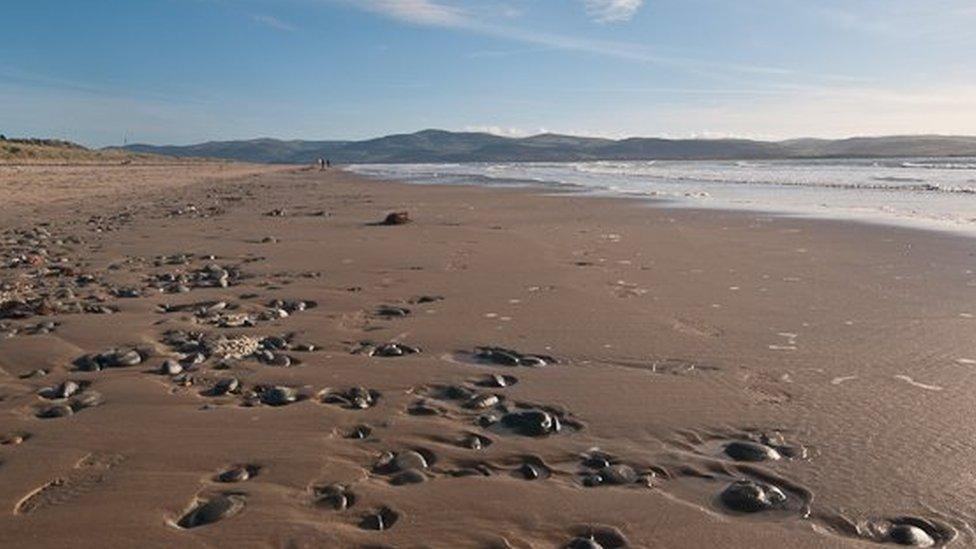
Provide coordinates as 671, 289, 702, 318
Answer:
314, 484, 353, 510
177, 494, 245, 528
2, 433, 26, 445
70, 391, 102, 410
889, 524, 936, 547
259, 386, 298, 406
375, 305, 411, 317
212, 377, 240, 395
323, 387, 378, 410
517, 463, 545, 480
568, 525, 629, 548
160, 359, 183, 375
217, 466, 254, 483
266, 353, 292, 367
103, 348, 142, 367
724, 441, 781, 462
599, 464, 638, 485
720, 479, 787, 513
346, 425, 372, 440
479, 373, 518, 388
379, 212, 410, 226
566, 538, 604, 549
465, 393, 500, 410
370, 342, 421, 357
37, 404, 73, 419
390, 469, 427, 485
393, 450, 428, 472
359, 507, 399, 531
407, 400, 442, 416
461, 433, 491, 450
501, 410, 560, 437
475, 346, 555, 367
41, 380, 80, 400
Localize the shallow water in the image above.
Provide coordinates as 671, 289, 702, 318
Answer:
348, 158, 976, 236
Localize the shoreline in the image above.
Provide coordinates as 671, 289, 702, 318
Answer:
344, 159, 976, 239
1, 166, 973, 547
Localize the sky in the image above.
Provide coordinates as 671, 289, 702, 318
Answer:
2, 0, 976, 147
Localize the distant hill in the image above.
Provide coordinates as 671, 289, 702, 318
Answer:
119, 130, 976, 164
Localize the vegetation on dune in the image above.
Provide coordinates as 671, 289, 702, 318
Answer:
0, 135, 200, 164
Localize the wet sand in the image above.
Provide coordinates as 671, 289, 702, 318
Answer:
0, 165, 974, 547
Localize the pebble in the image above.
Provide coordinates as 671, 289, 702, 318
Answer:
217, 466, 253, 483
566, 538, 604, 549
2, 434, 26, 445
461, 433, 491, 450
475, 346, 555, 367
501, 410, 561, 437
42, 380, 80, 400
481, 373, 517, 388
465, 393, 500, 409
599, 464, 638, 485
212, 377, 240, 395
516, 462, 546, 480
390, 469, 427, 485
375, 305, 411, 317
371, 342, 421, 357
314, 484, 353, 510
177, 494, 245, 529
889, 524, 936, 547
720, 479, 787, 513
359, 507, 400, 530
724, 441, 781, 462
259, 386, 298, 406
160, 359, 183, 375
392, 450, 428, 472
346, 425, 373, 440
37, 404, 74, 419
378, 211, 410, 226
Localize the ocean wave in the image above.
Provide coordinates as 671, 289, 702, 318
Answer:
901, 161, 976, 170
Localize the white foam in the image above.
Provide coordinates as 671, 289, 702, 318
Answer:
347, 157, 976, 236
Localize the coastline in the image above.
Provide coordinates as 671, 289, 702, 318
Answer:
0, 165, 973, 547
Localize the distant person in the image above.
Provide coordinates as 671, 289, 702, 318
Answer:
316, 157, 325, 170
326, 159, 331, 168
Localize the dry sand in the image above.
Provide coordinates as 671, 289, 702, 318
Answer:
0, 165, 974, 548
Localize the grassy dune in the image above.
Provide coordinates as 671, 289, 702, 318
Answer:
0, 138, 180, 164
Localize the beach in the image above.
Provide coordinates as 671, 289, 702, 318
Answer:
1, 164, 973, 547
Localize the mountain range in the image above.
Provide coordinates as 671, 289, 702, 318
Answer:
119, 130, 976, 164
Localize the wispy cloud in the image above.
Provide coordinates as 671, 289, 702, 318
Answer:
338, 0, 858, 86
582, 0, 644, 23
353, 0, 467, 26
251, 14, 297, 31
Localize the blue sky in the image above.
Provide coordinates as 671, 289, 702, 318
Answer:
3, 0, 976, 146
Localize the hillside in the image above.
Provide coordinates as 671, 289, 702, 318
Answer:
120, 130, 976, 164
0, 137, 172, 164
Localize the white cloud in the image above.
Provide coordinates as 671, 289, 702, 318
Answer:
463, 125, 533, 137
583, 0, 644, 23
251, 14, 297, 31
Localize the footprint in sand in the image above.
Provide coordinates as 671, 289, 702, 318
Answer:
15, 453, 124, 515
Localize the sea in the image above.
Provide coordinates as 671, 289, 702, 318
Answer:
347, 158, 976, 236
